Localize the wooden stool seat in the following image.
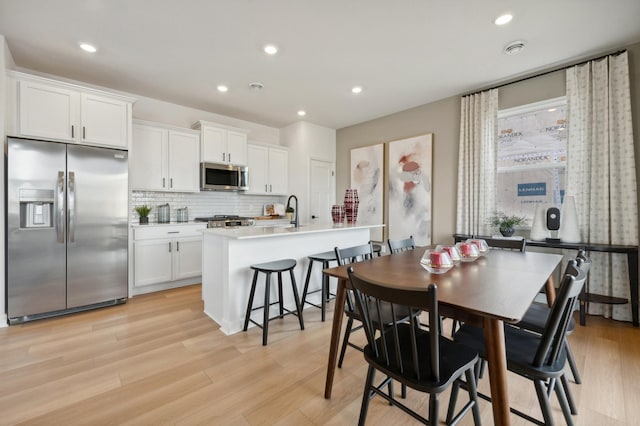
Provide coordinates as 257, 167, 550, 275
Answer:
243, 259, 304, 345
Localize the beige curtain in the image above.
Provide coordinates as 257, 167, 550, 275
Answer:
456, 89, 498, 235
566, 51, 638, 322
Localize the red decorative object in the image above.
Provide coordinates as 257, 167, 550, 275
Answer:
344, 189, 359, 224
331, 205, 346, 225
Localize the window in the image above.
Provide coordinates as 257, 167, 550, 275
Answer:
496, 97, 567, 222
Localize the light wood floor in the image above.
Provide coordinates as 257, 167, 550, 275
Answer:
0, 284, 638, 425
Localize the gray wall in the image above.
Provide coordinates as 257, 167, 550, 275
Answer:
337, 41, 640, 245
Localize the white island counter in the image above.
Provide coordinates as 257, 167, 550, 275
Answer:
201, 223, 383, 335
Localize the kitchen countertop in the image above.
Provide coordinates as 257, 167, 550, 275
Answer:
131, 221, 205, 228
201, 223, 384, 240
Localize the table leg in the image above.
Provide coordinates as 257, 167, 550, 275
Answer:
627, 252, 639, 327
483, 317, 511, 426
545, 275, 556, 307
324, 277, 347, 398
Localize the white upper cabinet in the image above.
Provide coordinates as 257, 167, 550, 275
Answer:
80, 93, 129, 148
8, 71, 135, 149
246, 143, 289, 195
131, 121, 200, 192
192, 120, 248, 165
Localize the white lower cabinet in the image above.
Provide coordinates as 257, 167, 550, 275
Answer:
133, 223, 206, 289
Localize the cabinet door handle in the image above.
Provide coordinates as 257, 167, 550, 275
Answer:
265, 184, 268, 192
71, 125, 74, 138
269, 184, 272, 192
228, 153, 231, 162
82, 126, 86, 139
167, 231, 180, 234
170, 178, 173, 188
162, 177, 166, 188
222, 152, 226, 162
176, 241, 180, 251
169, 242, 172, 252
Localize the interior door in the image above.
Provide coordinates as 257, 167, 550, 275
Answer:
309, 159, 334, 224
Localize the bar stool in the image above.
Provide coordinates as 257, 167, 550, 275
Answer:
243, 259, 305, 345
372, 243, 383, 256
301, 251, 338, 321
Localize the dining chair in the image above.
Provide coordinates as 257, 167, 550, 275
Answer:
510, 250, 591, 414
449, 260, 587, 425
347, 267, 481, 425
387, 235, 416, 254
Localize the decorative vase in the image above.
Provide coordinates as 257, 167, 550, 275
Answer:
331, 204, 346, 225
344, 189, 359, 224
139, 216, 149, 225
499, 228, 514, 237
559, 196, 581, 243
529, 204, 550, 241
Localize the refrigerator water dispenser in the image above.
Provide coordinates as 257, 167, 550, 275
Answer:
19, 189, 53, 228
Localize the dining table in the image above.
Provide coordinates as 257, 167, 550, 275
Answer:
322, 248, 564, 426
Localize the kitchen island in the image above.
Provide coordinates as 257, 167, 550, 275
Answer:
201, 223, 384, 335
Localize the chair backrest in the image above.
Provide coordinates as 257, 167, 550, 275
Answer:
533, 260, 587, 368
347, 267, 441, 382
484, 237, 526, 252
387, 236, 416, 254
334, 242, 374, 266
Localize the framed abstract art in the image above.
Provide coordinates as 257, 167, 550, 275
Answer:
387, 134, 433, 246
350, 144, 384, 241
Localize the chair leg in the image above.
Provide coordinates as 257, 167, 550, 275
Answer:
445, 380, 461, 424
561, 373, 578, 415
401, 383, 407, 399
243, 270, 259, 331
358, 366, 376, 426
321, 260, 329, 321
289, 268, 305, 330
262, 272, 271, 346
338, 317, 354, 368
277, 272, 284, 318
428, 393, 439, 426
554, 375, 575, 426
301, 258, 314, 308
387, 380, 394, 405
534, 379, 555, 426
565, 339, 581, 384
465, 367, 482, 426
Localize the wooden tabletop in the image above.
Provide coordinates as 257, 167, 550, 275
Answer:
324, 248, 564, 323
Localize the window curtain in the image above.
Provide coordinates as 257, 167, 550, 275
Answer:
456, 89, 498, 235
566, 51, 638, 322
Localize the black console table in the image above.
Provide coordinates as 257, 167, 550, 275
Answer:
453, 234, 639, 327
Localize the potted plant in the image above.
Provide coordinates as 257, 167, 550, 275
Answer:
136, 205, 151, 225
285, 206, 295, 221
488, 211, 526, 237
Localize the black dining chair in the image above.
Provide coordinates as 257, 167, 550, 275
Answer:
510, 250, 591, 414
387, 235, 416, 254
448, 260, 587, 425
347, 267, 482, 425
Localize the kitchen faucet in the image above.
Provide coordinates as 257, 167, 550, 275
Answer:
286, 195, 299, 228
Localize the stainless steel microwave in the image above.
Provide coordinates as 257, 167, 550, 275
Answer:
200, 162, 249, 191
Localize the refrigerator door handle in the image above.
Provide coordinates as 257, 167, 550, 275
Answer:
56, 171, 65, 243
68, 171, 76, 243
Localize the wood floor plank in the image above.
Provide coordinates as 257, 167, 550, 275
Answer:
0, 284, 638, 425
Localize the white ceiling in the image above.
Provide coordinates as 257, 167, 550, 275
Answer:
1, 1, 640, 130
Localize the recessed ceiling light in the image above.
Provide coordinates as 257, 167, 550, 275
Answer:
351, 86, 363, 94
297, 110, 306, 117
494, 14, 513, 26
264, 44, 278, 55
548, 108, 557, 112
217, 85, 228, 93
79, 42, 97, 53
503, 40, 526, 55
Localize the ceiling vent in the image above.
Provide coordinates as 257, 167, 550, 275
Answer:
249, 82, 264, 90
504, 40, 526, 55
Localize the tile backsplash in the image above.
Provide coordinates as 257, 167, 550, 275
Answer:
131, 191, 286, 222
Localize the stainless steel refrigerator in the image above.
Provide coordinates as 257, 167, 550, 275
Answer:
6, 137, 128, 324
